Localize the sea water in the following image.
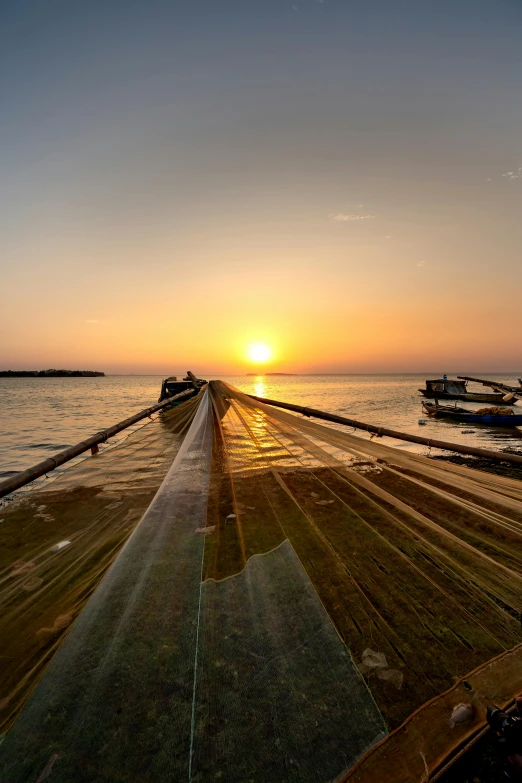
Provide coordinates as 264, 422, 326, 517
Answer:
1, 374, 521, 479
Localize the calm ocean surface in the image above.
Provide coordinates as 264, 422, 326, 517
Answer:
1, 374, 522, 480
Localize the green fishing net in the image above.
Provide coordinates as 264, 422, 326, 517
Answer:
2, 382, 522, 782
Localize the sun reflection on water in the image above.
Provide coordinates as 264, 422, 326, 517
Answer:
253, 377, 266, 398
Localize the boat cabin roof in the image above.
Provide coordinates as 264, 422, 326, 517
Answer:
425, 379, 467, 393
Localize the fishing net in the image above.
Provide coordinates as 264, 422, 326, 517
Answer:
475, 406, 514, 416
0, 394, 200, 736
2, 381, 522, 782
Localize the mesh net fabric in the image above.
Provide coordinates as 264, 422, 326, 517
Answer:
206, 382, 522, 781
2, 381, 522, 782
0, 388, 385, 782
0, 394, 200, 736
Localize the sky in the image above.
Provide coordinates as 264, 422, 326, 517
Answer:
1, 0, 521, 374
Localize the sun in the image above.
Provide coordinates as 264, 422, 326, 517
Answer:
247, 343, 272, 364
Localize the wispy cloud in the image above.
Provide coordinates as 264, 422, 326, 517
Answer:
503, 166, 522, 180
329, 213, 375, 222
417, 261, 425, 268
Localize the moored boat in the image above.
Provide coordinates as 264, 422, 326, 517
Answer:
158, 373, 207, 402
419, 378, 516, 403
422, 401, 522, 427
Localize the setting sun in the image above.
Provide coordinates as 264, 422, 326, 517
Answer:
247, 343, 272, 364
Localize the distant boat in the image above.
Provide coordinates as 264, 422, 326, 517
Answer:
158, 373, 207, 402
422, 401, 522, 427
419, 378, 517, 403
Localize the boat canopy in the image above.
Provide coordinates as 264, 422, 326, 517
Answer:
425, 378, 467, 394
2, 382, 522, 782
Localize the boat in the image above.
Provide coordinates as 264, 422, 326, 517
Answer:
158, 372, 207, 402
419, 377, 517, 403
422, 401, 522, 427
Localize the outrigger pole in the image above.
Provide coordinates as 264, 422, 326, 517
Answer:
0, 383, 203, 500
458, 375, 522, 396
248, 394, 522, 466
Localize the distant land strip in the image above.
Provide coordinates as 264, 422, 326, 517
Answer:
0, 369, 105, 377
246, 372, 295, 376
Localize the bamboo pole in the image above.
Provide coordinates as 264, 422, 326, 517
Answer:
0, 386, 202, 500
458, 375, 522, 395
186, 370, 204, 390
248, 394, 522, 466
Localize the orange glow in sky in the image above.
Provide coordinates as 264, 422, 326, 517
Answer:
2, 3, 522, 376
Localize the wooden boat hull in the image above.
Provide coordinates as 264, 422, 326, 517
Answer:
422, 404, 522, 427
418, 390, 514, 403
